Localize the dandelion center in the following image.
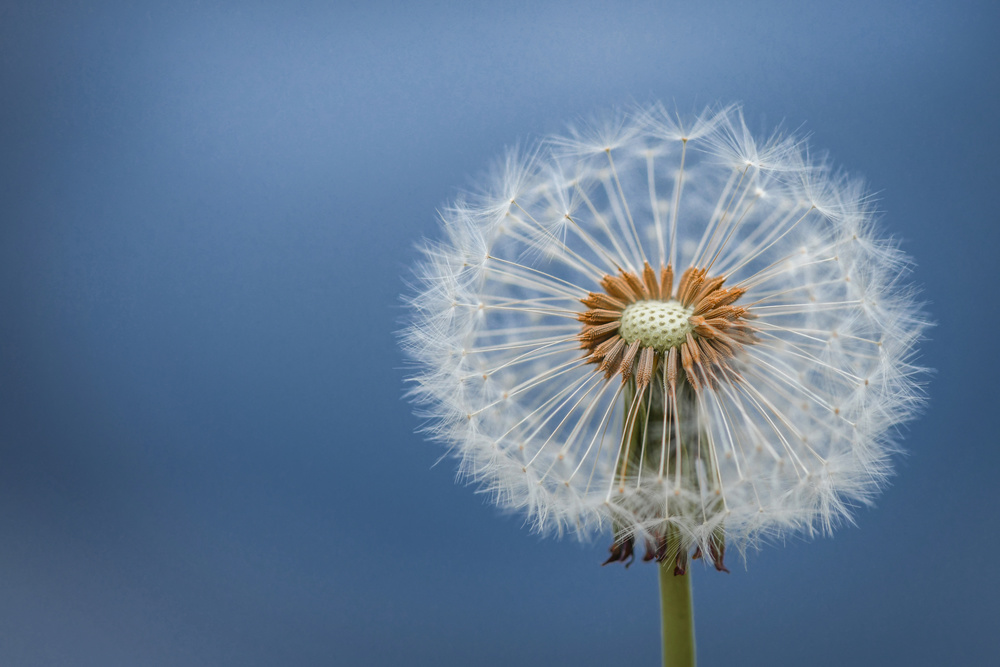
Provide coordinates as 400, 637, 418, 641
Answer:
578, 262, 757, 390
619, 300, 694, 352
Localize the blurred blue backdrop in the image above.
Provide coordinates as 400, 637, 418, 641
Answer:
2, 1, 998, 665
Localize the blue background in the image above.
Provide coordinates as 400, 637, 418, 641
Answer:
2, 1, 998, 665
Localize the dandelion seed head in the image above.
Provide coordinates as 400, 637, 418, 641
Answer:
403, 104, 928, 568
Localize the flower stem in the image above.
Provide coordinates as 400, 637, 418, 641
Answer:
658, 561, 695, 667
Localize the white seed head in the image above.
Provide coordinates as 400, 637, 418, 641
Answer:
619, 300, 693, 352
403, 103, 929, 565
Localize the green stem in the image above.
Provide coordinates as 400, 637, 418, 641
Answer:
658, 561, 696, 667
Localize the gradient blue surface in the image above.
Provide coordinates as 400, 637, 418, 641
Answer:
2, 1, 998, 665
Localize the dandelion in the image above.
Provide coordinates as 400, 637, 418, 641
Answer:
403, 104, 927, 665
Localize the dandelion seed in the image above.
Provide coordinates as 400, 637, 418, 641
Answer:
402, 104, 927, 662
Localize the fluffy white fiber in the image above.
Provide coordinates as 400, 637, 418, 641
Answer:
403, 104, 927, 563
